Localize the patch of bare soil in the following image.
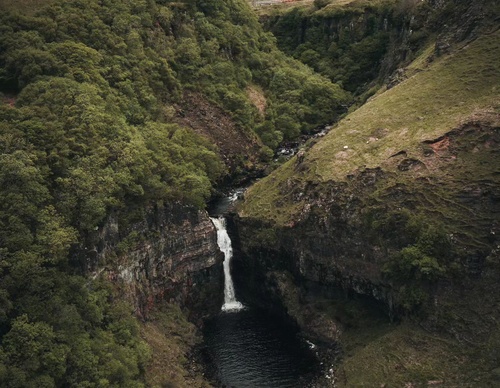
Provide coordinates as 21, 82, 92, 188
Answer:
246, 85, 267, 117
428, 136, 451, 154
174, 92, 263, 173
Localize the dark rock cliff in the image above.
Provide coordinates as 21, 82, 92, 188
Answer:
81, 204, 224, 321
236, 116, 500, 338
261, 0, 424, 94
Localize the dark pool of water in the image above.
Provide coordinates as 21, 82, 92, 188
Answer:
203, 308, 319, 388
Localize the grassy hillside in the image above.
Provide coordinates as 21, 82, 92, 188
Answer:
241, 28, 500, 226
239, 6, 500, 385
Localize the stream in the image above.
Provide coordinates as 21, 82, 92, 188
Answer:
203, 190, 320, 387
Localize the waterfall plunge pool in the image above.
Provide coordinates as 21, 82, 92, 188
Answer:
204, 193, 320, 387
203, 308, 319, 388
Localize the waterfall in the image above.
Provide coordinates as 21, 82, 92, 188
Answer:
211, 216, 243, 312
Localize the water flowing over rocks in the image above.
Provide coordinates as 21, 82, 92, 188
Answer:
211, 216, 244, 312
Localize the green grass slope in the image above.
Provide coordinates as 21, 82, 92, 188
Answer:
239, 21, 500, 387
240, 29, 500, 226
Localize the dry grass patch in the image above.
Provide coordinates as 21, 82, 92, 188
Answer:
246, 84, 267, 117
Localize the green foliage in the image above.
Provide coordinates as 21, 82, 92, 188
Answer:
397, 246, 445, 281
383, 217, 452, 313
0, 315, 68, 387
34, 206, 78, 265
314, 0, 331, 10
0, 270, 150, 387
0, 0, 353, 385
265, 0, 424, 94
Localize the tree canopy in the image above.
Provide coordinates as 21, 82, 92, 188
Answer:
0, 0, 349, 385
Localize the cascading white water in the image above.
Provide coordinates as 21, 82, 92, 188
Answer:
211, 216, 244, 312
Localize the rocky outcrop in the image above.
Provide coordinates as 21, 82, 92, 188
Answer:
83, 204, 224, 321
174, 91, 264, 182
233, 169, 394, 316
236, 117, 500, 332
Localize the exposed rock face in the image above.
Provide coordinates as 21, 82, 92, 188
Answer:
236, 117, 500, 335
84, 204, 224, 321
233, 167, 393, 316
174, 91, 264, 179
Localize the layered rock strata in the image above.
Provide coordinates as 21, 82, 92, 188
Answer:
83, 204, 224, 320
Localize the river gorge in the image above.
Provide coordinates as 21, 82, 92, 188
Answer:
201, 192, 323, 387
0, 0, 497, 386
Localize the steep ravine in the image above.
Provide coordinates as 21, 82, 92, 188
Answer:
260, 0, 499, 98
84, 8, 499, 388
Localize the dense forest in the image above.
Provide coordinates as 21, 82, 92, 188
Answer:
0, 0, 350, 386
